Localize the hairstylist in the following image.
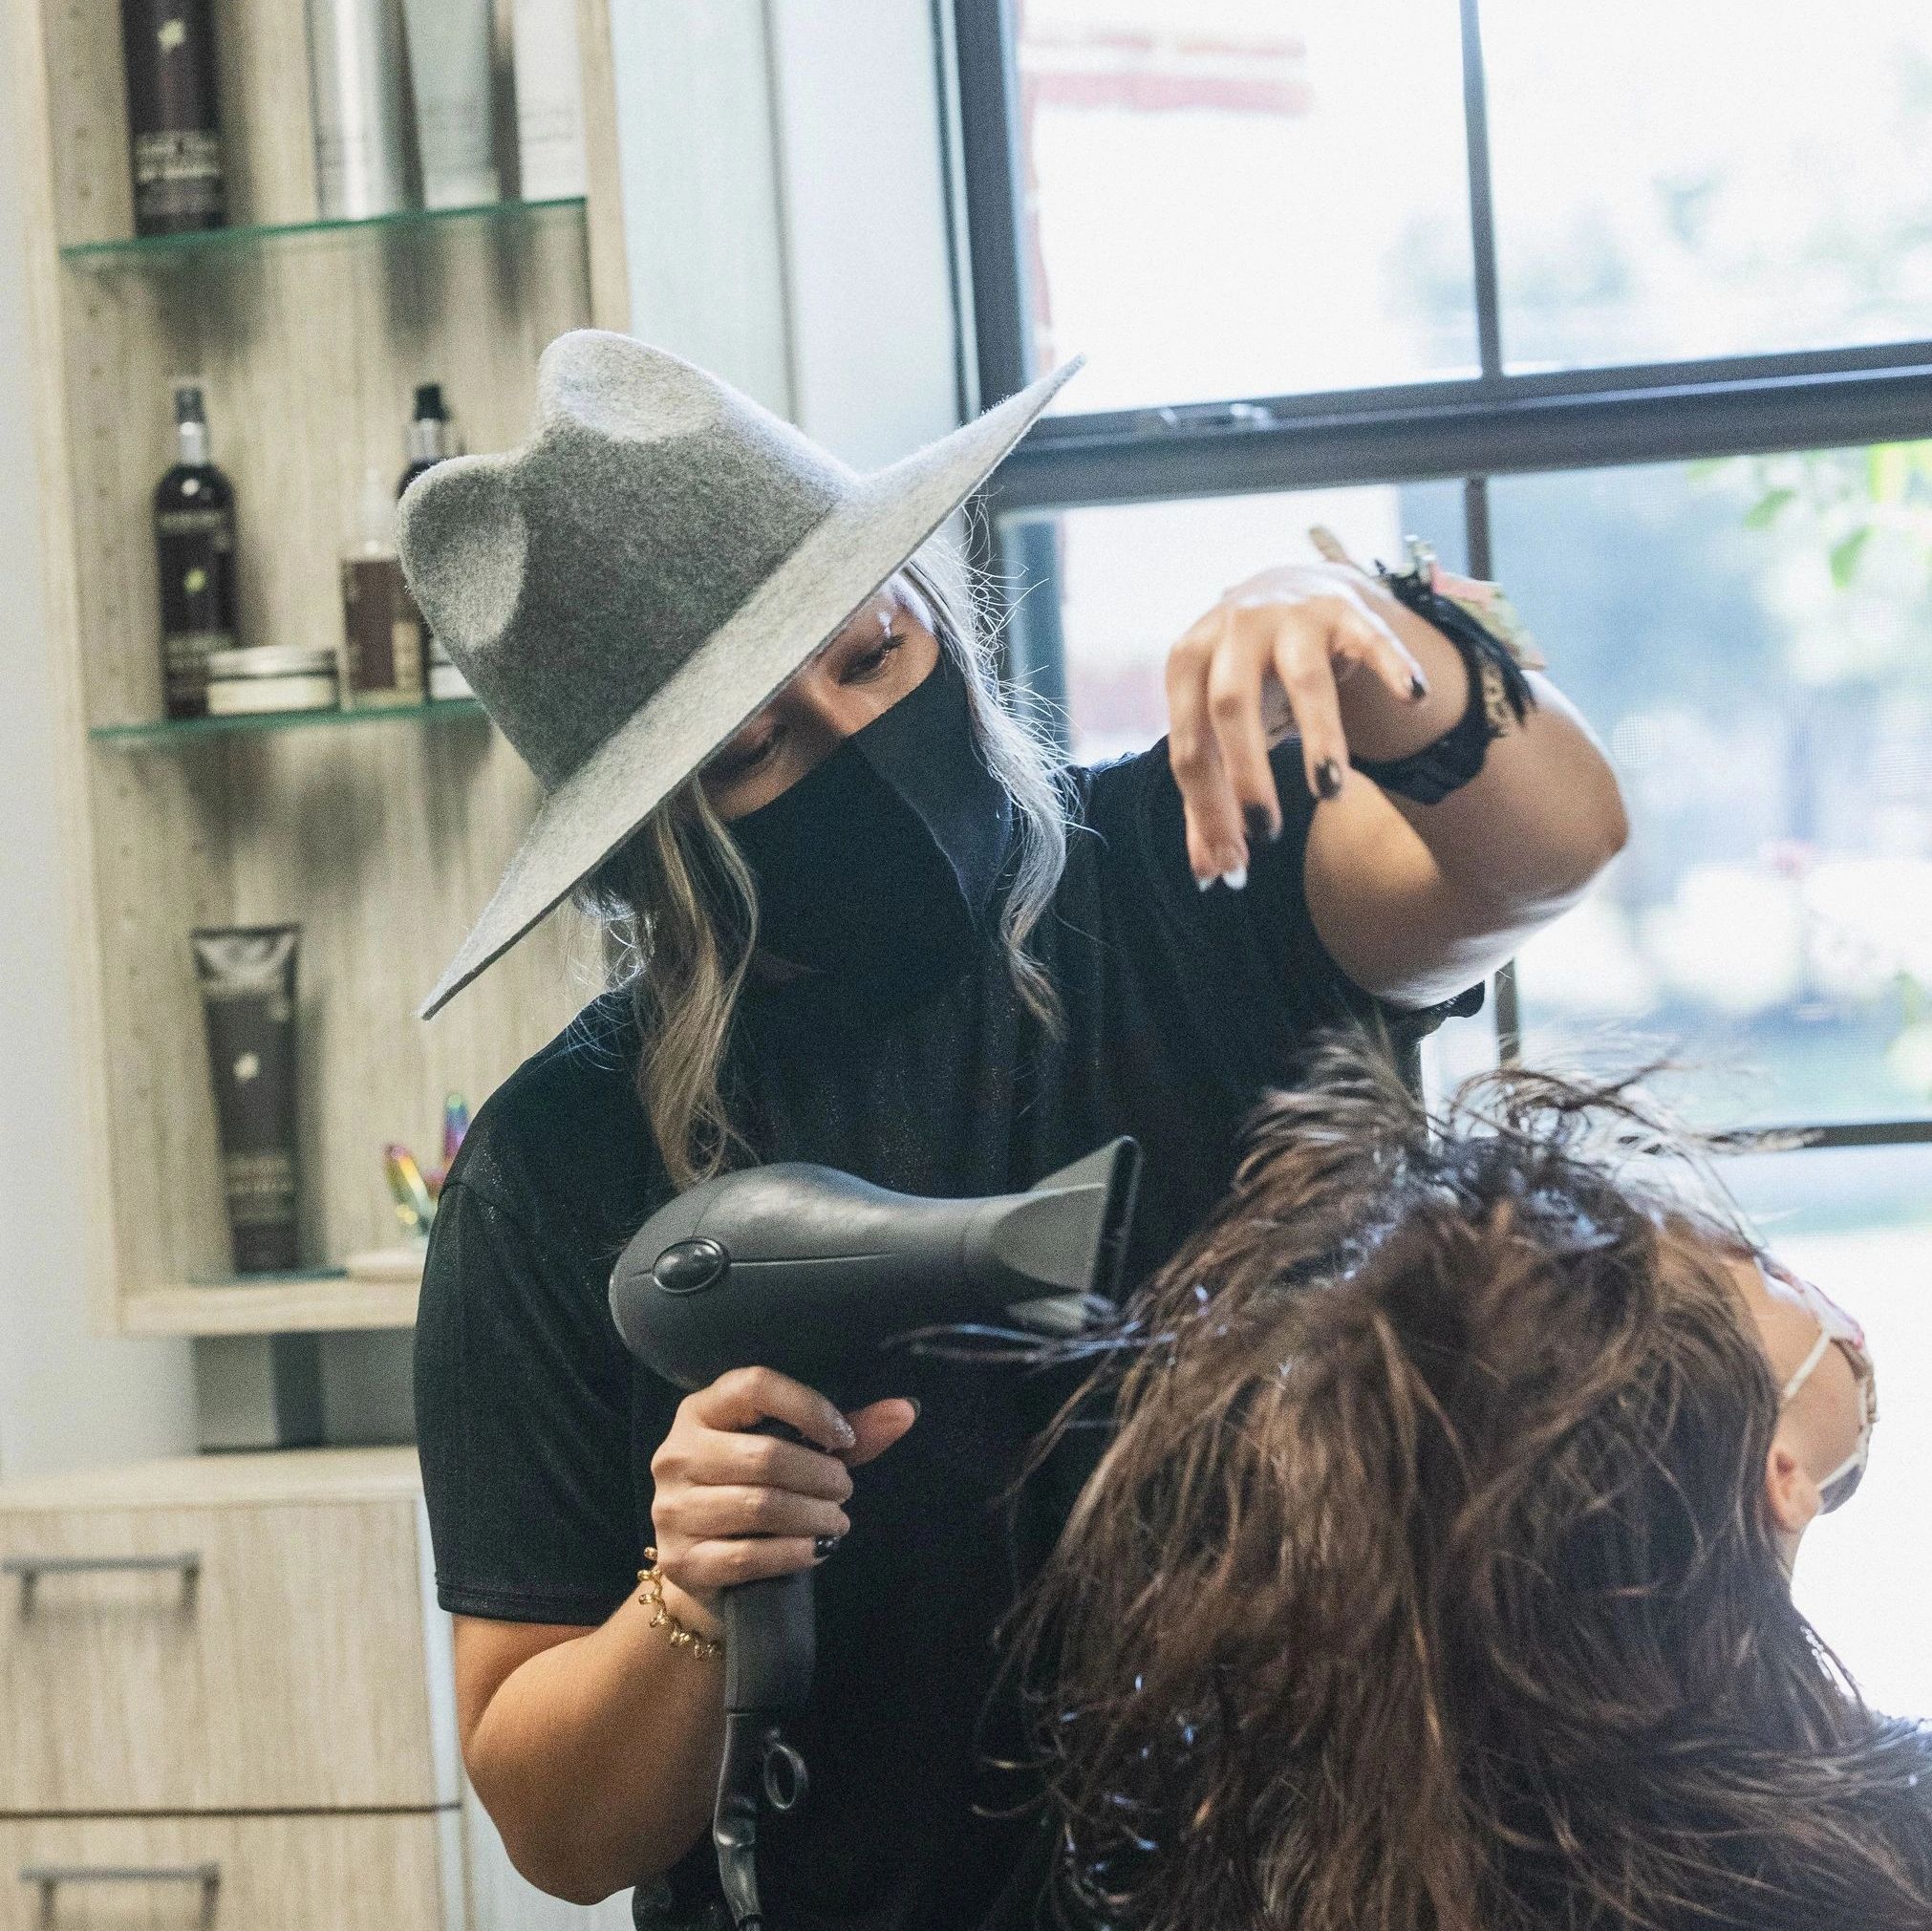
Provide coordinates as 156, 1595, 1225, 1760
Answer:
402, 332, 1628, 1931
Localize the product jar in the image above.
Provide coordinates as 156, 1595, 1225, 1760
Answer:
204, 643, 341, 717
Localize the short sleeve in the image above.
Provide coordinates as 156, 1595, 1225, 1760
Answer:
1086, 737, 1481, 1062
413, 1175, 641, 1625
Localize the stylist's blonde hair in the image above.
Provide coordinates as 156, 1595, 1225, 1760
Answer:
576, 541, 1070, 1188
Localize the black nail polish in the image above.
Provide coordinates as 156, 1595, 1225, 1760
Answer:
814, 1534, 845, 1561
1243, 804, 1279, 845
906, 1398, 922, 1420
1409, 673, 1428, 702
1316, 759, 1343, 800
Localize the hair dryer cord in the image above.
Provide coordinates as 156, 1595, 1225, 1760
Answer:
715, 1709, 808, 1930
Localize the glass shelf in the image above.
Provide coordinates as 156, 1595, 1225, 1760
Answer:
91, 697, 488, 747
60, 195, 586, 268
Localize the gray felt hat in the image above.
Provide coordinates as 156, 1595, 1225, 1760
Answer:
398, 329, 1082, 1019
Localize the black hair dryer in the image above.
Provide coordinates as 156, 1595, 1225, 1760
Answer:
609, 1138, 1140, 1930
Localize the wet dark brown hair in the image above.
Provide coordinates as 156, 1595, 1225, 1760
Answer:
1016, 1037, 1932, 1931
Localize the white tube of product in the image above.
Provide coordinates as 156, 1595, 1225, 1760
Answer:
400, 0, 500, 208
511, 0, 587, 201
305, 0, 412, 218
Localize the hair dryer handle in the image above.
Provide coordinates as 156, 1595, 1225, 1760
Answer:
721, 1419, 819, 1714
723, 1571, 816, 1713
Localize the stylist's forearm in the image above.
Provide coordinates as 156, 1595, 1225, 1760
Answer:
1341, 595, 1629, 903
468, 1597, 724, 1904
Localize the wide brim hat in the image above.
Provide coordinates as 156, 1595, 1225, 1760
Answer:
398, 330, 1081, 1019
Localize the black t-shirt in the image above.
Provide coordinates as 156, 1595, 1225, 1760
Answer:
415, 739, 1471, 1931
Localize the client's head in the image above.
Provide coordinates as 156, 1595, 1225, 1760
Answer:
1023, 1038, 1922, 1931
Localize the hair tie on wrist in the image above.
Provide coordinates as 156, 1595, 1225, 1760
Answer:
1351, 538, 1541, 805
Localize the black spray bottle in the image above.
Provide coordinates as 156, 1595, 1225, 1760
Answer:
155, 380, 239, 719
398, 384, 472, 700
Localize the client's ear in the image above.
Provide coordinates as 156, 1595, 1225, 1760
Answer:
1765, 1436, 1823, 1561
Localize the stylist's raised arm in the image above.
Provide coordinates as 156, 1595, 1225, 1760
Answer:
454, 1372, 914, 1901
403, 333, 1619, 1928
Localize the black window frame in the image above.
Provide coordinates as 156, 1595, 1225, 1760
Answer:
950, 0, 1932, 1149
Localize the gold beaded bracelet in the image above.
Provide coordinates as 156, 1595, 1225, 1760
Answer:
636, 1548, 724, 1661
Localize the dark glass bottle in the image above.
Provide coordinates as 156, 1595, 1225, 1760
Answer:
120, 0, 227, 236
155, 382, 239, 719
398, 384, 474, 700
397, 382, 455, 497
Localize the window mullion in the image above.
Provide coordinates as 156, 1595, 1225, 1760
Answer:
951, 0, 1035, 407
1459, 0, 1506, 384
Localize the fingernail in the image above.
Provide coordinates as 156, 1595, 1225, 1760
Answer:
813, 1534, 845, 1561
834, 1416, 857, 1448
1243, 805, 1280, 845
1196, 873, 1213, 892
1220, 867, 1248, 890
1316, 760, 1343, 800
1408, 673, 1428, 702
905, 1398, 921, 1421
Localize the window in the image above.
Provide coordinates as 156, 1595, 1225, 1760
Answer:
1494, 449, 1932, 1129
1483, 0, 1932, 372
1014, 0, 1478, 409
956, 0, 1932, 1716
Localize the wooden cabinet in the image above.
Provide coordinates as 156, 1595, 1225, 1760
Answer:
5, 0, 630, 1341
0, 1486, 452, 1813
0, 1450, 627, 1931
0, 1813, 458, 1931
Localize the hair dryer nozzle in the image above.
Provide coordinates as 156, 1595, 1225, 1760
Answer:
976, 1137, 1141, 1333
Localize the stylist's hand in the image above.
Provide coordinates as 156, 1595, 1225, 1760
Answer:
649, 1366, 918, 1640
1165, 554, 1432, 887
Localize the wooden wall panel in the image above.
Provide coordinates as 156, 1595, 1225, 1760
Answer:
70, 209, 595, 1288
26, 0, 627, 1322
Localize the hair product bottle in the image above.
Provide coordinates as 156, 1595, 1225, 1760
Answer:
155, 380, 239, 719
396, 384, 474, 701
510, 0, 587, 200
119, 0, 227, 235
397, 381, 454, 495
341, 464, 424, 708
192, 926, 302, 1276
399, 0, 500, 209
304, 0, 412, 219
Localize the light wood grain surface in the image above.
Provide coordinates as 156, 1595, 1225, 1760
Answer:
17, 0, 629, 1334
119, 1277, 419, 1338
0, 1810, 462, 1931
0, 1448, 421, 1514
0, 1489, 454, 1813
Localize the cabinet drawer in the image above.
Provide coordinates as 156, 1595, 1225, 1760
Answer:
0, 1812, 458, 1931
0, 1497, 456, 1813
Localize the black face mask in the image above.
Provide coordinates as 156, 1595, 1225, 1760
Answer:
727, 651, 1014, 1011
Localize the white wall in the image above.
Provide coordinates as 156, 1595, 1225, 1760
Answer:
608, 0, 965, 462
0, 60, 198, 1480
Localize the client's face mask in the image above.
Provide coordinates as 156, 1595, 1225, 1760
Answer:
726, 650, 1014, 1000
1763, 1255, 1878, 1513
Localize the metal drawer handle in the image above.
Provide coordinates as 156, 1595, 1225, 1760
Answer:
20, 1863, 220, 1929
3, 1552, 202, 1612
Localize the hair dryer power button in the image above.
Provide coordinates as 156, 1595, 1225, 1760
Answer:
652, 1237, 730, 1295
